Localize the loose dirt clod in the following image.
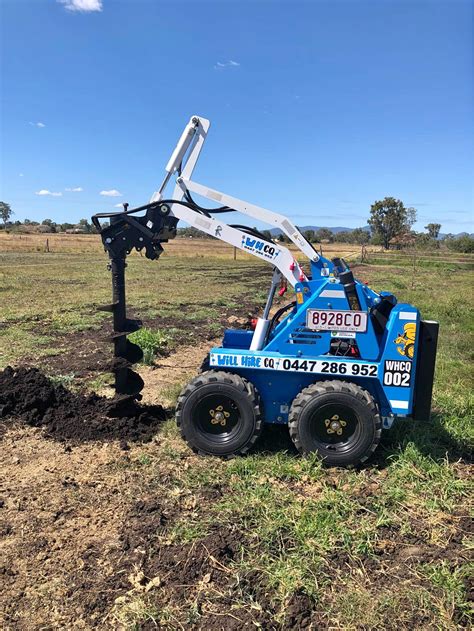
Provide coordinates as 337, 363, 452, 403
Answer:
0, 366, 166, 444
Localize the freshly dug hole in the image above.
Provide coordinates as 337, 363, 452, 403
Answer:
0, 366, 167, 444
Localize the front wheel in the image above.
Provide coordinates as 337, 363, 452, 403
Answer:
176, 371, 263, 457
289, 380, 382, 467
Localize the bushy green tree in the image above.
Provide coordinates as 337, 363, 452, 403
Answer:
368, 197, 416, 249
42, 218, 57, 233
0, 201, 13, 228
334, 231, 351, 243
314, 228, 334, 242
351, 227, 370, 244
445, 235, 474, 253
78, 218, 92, 233
425, 222, 441, 239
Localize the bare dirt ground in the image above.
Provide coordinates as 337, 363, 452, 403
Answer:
0, 343, 217, 630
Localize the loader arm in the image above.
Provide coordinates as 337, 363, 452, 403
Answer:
91, 115, 332, 399
150, 115, 320, 279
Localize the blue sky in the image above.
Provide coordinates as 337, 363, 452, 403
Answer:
1, 0, 472, 233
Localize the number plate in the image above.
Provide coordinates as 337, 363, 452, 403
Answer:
306, 309, 368, 332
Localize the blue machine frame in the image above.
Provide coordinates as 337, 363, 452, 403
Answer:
209, 258, 431, 427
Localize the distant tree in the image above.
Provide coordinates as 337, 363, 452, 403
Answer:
415, 232, 438, 249
42, 218, 57, 233
260, 229, 273, 241
370, 233, 384, 246
445, 235, 474, 253
314, 228, 334, 242
425, 223, 441, 239
334, 231, 351, 243
351, 227, 370, 245
303, 229, 315, 242
0, 201, 13, 228
368, 197, 416, 250
59, 222, 74, 232
24, 218, 31, 225
79, 218, 92, 233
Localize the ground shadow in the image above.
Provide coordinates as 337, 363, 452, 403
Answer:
372, 413, 472, 468
251, 411, 472, 469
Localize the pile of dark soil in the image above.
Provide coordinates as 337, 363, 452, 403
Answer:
0, 366, 166, 445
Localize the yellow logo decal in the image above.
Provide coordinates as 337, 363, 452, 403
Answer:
394, 323, 416, 359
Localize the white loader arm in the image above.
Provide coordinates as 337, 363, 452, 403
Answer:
150, 116, 319, 287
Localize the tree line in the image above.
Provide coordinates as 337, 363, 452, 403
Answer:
1, 198, 472, 252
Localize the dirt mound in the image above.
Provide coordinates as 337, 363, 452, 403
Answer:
0, 366, 166, 445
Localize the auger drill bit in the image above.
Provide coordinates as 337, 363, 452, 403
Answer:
107, 253, 144, 398
92, 201, 178, 401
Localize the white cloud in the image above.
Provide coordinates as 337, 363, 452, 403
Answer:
114, 203, 124, 208
65, 187, 83, 192
100, 189, 122, 197
19, 173, 24, 177
214, 60, 240, 70
36, 189, 63, 197
58, 0, 103, 12
29, 121, 46, 128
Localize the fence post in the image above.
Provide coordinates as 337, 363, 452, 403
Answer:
233, 247, 237, 261
45, 238, 49, 253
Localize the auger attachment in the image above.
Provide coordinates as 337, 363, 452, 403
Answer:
92, 201, 178, 400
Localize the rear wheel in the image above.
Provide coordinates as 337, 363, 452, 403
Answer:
176, 371, 262, 457
289, 380, 381, 467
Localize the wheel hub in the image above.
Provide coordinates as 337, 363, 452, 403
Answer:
325, 414, 347, 436
210, 405, 230, 427
193, 393, 240, 439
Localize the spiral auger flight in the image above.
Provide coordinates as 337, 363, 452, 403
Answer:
92, 201, 178, 400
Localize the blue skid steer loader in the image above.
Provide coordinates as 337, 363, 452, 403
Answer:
92, 116, 439, 467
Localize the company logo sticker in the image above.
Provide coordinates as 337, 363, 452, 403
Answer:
394, 322, 417, 359
241, 236, 280, 260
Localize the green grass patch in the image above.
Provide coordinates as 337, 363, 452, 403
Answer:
128, 327, 170, 365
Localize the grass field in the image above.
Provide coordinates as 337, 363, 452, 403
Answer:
0, 234, 472, 629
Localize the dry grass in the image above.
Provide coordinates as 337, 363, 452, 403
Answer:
0, 231, 376, 260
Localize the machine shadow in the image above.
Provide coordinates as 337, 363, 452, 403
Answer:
252, 413, 472, 469
372, 413, 472, 468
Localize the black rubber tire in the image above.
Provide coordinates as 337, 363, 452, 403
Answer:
176, 371, 263, 457
198, 354, 211, 373
289, 380, 382, 467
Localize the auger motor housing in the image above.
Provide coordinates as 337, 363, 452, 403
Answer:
92, 115, 439, 467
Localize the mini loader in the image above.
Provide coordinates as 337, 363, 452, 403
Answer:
92, 116, 439, 467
